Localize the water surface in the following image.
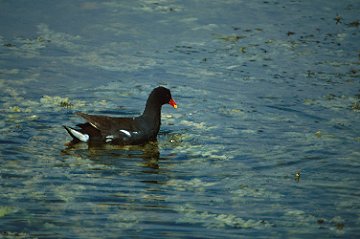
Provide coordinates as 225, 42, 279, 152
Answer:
1, 0, 360, 238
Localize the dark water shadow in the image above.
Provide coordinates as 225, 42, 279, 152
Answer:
61, 141, 161, 170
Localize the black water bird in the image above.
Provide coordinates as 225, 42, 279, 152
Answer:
64, 86, 177, 145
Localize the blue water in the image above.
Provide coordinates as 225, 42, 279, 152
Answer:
1, 1, 360, 238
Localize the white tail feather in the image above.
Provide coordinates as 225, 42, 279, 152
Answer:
64, 126, 89, 142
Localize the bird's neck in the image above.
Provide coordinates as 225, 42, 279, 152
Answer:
142, 99, 162, 124
140, 101, 162, 139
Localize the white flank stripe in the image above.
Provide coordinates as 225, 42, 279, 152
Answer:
70, 128, 89, 142
119, 129, 131, 137
89, 122, 98, 129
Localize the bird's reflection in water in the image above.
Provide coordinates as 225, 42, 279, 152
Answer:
62, 141, 161, 170
61, 141, 170, 209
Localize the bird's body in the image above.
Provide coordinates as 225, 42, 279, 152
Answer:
64, 86, 177, 145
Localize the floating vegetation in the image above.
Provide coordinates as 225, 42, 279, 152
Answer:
0, 206, 18, 217
8, 106, 22, 113
176, 204, 272, 229
3, 43, 16, 47
351, 101, 360, 111
0, 231, 30, 238
59, 101, 73, 108
347, 20, 359, 28
331, 216, 345, 232
40, 95, 70, 107
217, 34, 246, 43
334, 14, 343, 24
37, 23, 81, 49
304, 93, 360, 112
166, 178, 217, 192
315, 130, 322, 138
137, 0, 183, 13
40, 95, 85, 109
231, 185, 282, 199
287, 31, 295, 36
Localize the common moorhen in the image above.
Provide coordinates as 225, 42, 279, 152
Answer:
64, 86, 177, 145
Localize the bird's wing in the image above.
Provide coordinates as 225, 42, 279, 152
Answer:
76, 112, 137, 132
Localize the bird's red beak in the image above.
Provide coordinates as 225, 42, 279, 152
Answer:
169, 98, 177, 109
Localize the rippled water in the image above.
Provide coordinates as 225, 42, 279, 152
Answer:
1, 1, 360, 238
